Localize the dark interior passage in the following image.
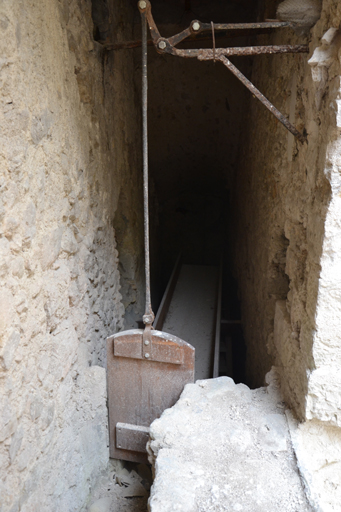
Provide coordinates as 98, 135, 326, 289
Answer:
131, 0, 260, 383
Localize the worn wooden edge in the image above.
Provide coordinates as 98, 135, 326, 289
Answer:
154, 253, 182, 331
213, 258, 223, 378
108, 328, 195, 352
114, 335, 185, 365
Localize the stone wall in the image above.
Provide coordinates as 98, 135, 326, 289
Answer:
233, 0, 341, 417
0, 1, 142, 510
233, 1, 341, 508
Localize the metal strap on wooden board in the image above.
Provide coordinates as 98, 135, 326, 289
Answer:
116, 423, 150, 453
114, 332, 184, 365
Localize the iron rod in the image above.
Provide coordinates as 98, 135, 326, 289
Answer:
200, 21, 297, 31
218, 55, 306, 143
141, 10, 154, 321
174, 44, 308, 58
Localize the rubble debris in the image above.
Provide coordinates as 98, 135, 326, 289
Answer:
147, 374, 313, 512
85, 460, 151, 512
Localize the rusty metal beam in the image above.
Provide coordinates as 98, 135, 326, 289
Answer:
168, 27, 192, 47
165, 44, 309, 58
193, 20, 298, 32
217, 55, 306, 143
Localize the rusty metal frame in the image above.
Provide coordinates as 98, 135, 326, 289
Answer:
137, 0, 307, 143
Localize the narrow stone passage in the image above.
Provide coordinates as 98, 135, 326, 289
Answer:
2, 1, 341, 511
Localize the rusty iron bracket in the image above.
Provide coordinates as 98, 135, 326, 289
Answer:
137, 0, 307, 143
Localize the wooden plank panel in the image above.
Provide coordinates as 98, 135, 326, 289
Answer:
107, 329, 194, 463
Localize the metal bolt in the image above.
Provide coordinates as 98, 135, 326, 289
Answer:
144, 340, 150, 346
138, 1, 147, 9
145, 353, 150, 358
158, 40, 167, 50
192, 21, 200, 31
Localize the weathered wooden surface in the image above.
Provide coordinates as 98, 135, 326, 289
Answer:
116, 423, 150, 453
107, 329, 194, 463
162, 265, 219, 380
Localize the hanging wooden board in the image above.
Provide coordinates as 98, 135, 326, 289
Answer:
107, 329, 195, 463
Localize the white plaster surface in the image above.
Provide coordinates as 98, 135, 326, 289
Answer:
147, 374, 312, 512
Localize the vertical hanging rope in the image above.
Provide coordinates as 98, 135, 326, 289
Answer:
141, 9, 155, 326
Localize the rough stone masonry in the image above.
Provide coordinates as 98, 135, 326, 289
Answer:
0, 1, 144, 511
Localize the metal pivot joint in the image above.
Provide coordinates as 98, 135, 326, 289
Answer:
137, 0, 307, 143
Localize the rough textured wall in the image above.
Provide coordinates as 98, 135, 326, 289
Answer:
0, 0, 142, 510
233, 0, 341, 421
111, 1, 145, 329
233, 5, 341, 501
138, 20, 251, 295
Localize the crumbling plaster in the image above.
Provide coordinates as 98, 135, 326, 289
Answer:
0, 1, 143, 511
